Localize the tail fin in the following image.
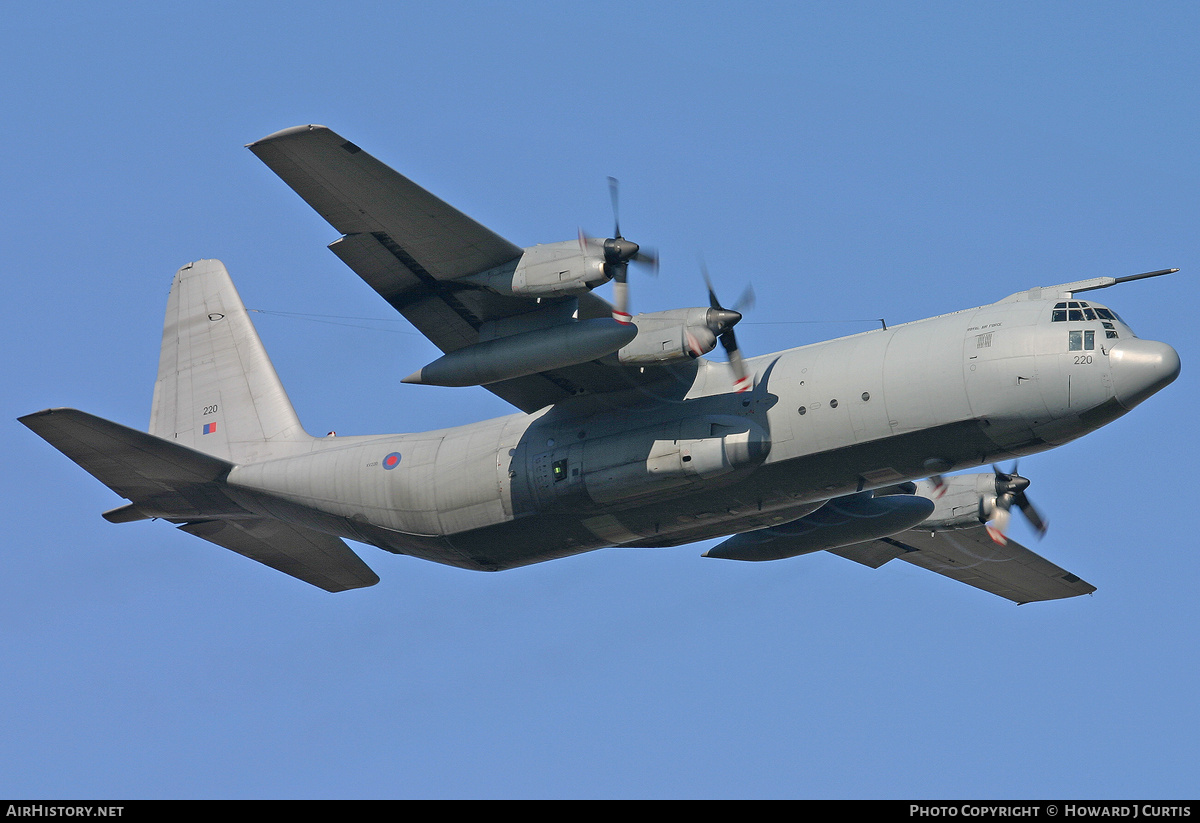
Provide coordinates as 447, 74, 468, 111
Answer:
150, 259, 312, 464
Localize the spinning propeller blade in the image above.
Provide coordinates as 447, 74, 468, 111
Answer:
598, 177, 657, 322
701, 262, 753, 392
986, 464, 1049, 545
923, 459, 952, 500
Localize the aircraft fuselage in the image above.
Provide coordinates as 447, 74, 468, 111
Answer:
221, 287, 1178, 571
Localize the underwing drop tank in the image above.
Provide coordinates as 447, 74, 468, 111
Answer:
704, 492, 935, 561
403, 317, 638, 387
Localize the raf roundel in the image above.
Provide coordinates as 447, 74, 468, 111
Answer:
382, 452, 402, 470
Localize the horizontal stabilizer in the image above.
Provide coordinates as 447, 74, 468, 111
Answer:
19, 408, 237, 519
832, 525, 1095, 604
21, 408, 378, 591
178, 518, 378, 592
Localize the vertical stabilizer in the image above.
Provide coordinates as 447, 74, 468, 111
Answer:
150, 260, 312, 463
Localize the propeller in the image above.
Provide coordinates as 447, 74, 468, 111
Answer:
584, 177, 658, 323
985, 463, 1049, 545
923, 459, 953, 500
701, 262, 755, 392
929, 476, 948, 499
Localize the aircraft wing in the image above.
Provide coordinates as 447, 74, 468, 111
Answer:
249, 125, 685, 412
830, 526, 1096, 604
247, 125, 524, 280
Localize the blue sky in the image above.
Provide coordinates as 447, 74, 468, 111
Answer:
3, 1, 1197, 799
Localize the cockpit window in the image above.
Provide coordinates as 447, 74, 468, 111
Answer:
1052, 301, 1121, 335
1069, 329, 1095, 351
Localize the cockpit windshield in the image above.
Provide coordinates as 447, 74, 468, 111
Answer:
1050, 300, 1121, 323
1050, 300, 1132, 343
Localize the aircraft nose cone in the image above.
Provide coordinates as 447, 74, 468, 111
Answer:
1109, 338, 1181, 410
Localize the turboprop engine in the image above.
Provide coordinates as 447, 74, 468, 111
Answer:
465, 240, 608, 298
915, 468, 1048, 545
615, 307, 743, 365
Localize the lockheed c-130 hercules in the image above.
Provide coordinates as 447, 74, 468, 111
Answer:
21, 125, 1181, 603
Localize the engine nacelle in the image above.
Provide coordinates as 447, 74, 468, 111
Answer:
466, 240, 607, 298
616, 308, 721, 365
912, 473, 998, 531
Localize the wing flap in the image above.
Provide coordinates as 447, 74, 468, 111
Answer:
327, 232, 425, 306
843, 527, 1095, 603
178, 518, 378, 592
828, 541, 907, 569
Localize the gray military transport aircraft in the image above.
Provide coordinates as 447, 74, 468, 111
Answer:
21, 125, 1181, 603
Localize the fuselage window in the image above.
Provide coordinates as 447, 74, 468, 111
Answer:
1069, 330, 1096, 351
